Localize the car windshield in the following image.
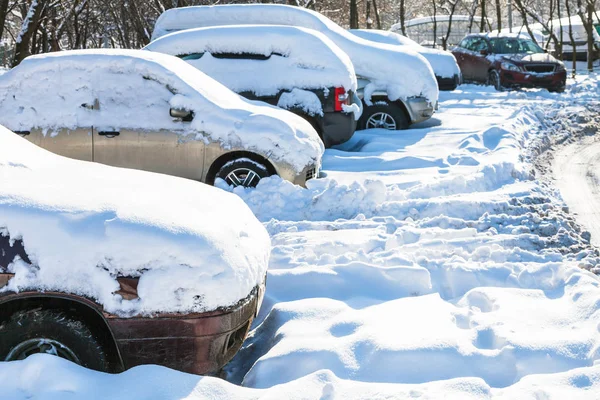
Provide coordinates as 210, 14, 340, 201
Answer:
489, 38, 544, 54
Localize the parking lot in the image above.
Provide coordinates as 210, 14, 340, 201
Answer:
3, 77, 600, 398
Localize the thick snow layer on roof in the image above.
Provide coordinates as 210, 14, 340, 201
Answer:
0, 126, 270, 315
145, 25, 357, 99
350, 29, 460, 78
151, 5, 438, 105
0, 49, 323, 172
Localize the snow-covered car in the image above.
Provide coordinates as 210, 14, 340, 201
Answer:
145, 25, 361, 148
151, 4, 439, 131
0, 50, 323, 188
452, 33, 567, 92
349, 29, 461, 91
0, 125, 269, 374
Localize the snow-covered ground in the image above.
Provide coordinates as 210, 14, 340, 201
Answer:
3, 78, 600, 399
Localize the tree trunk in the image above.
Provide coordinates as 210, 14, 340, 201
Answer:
495, 0, 501, 31
432, 0, 437, 47
399, 0, 406, 35
372, 0, 381, 29
480, 0, 486, 32
0, 0, 9, 40
13, 0, 46, 67
350, 0, 358, 29
366, 0, 371, 29
566, 0, 578, 77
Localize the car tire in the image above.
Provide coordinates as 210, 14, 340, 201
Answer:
488, 70, 504, 91
0, 309, 110, 371
216, 158, 270, 188
359, 102, 409, 131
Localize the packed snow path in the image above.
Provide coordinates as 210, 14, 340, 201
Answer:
554, 136, 600, 247
3, 80, 600, 399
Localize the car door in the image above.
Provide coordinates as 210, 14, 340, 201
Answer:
11, 92, 95, 162
92, 72, 206, 181
452, 38, 470, 79
468, 38, 493, 83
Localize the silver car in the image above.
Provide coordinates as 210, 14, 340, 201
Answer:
0, 50, 323, 188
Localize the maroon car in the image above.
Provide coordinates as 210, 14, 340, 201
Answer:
452, 33, 567, 92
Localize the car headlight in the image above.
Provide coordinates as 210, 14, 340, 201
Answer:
501, 62, 521, 72
557, 62, 566, 71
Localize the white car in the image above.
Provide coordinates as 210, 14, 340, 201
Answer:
145, 25, 361, 148
0, 124, 269, 374
0, 49, 323, 188
350, 29, 461, 91
151, 4, 439, 131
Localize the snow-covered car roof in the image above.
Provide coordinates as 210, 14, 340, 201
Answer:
145, 25, 357, 97
0, 49, 323, 172
0, 126, 270, 316
151, 4, 438, 105
349, 29, 460, 79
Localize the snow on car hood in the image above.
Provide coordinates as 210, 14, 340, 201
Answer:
0, 126, 270, 315
350, 29, 460, 79
144, 25, 357, 98
499, 53, 560, 64
0, 50, 323, 173
151, 5, 438, 106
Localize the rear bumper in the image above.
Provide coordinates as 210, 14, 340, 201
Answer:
107, 283, 264, 375
320, 111, 357, 148
500, 69, 566, 90
436, 74, 460, 91
405, 97, 435, 124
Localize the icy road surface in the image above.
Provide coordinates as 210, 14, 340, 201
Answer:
3, 80, 600, 399
554, 136, 600, 248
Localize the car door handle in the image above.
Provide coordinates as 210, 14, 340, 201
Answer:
14, 131, 30, 136
98, 131, 120, 138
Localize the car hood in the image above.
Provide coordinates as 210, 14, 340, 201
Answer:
500, 53, 559, 64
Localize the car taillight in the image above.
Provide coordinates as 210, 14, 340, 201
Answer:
334, 87, 350, 112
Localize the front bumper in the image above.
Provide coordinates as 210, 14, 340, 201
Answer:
500, 69, 566, 91
405, 97, 436, 124
107, 281, 265, 375
436, 74, 460, 91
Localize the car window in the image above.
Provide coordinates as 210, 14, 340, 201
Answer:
489, 38, 544, 54
468, 38, 488, 52
179, 52, 287, 61
458, 38, 471, 49
180, 53, 204, 60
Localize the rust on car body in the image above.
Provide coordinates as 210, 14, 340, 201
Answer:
0, 233, 263, 375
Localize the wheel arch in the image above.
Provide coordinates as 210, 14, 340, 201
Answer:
0, 294, 124, 372
367, 95, 412, 124
205, 151, 277, 186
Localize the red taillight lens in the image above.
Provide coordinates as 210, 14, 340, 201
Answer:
334, 87, 350, 112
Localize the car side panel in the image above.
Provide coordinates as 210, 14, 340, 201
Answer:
93, 128, 206, 181
22, 128, 93, 162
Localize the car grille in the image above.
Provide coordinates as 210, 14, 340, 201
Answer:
524, 64, 556, 73
306, 166, 318, 181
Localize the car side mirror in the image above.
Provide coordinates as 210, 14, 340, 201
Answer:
170, 108, 194, 122
479, 49, 489, 56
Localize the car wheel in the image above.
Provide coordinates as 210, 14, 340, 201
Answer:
359, 102, 409, 131
216, 158, 270, 188
488, 70, 504, 91
0, 309, 110, 371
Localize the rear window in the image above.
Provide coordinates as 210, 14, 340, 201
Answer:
178, 52, 287, 61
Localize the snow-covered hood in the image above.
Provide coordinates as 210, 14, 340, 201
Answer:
144, 25, 357, 97
499, 53, 561, 64
0, 50, 324, 173
0, 126, 270, 315
152, 5, 438, 106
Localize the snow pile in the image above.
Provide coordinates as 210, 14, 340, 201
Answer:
144, 25, 357, 105
0, 126, 270, 315
0, 49, 323, 172
218, 83, 600, 394
151, 4, 438, 106
350, 29, 460, 79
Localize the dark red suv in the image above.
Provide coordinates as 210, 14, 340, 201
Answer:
452, 33, 567, 92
